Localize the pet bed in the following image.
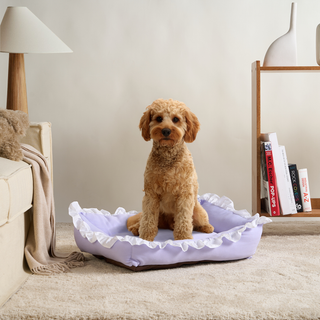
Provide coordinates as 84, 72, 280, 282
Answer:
69, 193, 271, 271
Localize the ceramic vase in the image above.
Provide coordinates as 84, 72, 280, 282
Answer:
263, 2, 297, 66
316, 24, 320, 65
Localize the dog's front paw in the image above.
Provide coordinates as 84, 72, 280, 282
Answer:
139, 234, 156, 242
173, 230, 193, 241
139, 228, 157, 242
194, 224, 214, 234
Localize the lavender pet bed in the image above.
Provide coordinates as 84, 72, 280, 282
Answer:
69, 194, 271, 271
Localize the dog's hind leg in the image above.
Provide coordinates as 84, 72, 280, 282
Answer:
192, 202, 214, 233
127, 212, 142, 236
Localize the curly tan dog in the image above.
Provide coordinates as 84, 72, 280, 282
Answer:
127, 99, 214, 241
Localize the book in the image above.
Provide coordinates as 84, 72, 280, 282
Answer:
260, 142, 271, 213
299, 168, 312, 212
278, 145, 297, 215
261, 141, 280, 216
260, 133, 297, 215
288, 164, 303, 212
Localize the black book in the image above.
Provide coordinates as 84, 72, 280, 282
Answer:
288, 164, 303, 212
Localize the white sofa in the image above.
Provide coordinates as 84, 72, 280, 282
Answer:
0, 122, 53, 307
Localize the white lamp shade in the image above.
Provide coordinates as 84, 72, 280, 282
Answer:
0, 7, 72, 53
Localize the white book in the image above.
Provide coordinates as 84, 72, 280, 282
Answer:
260, 133, 297, 215
299, 168, 312, 212
262, 180, 271, 214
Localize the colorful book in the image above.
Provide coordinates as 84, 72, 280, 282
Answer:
260, 142, 271, 213
299, 168, 312, 212
261, 141, 280, 216
288, 164, 303, 212
260, 133, 297, 215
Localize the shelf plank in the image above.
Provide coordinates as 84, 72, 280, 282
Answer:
261, 65, 320, 72
259, 210, 320, 218
258, 199, 320, 217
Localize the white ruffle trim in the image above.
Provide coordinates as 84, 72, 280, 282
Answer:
69, 193, 272, 252
197, 193, 272, 224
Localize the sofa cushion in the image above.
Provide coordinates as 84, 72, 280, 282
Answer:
0, 158, 33, 226
0, 211, 31, 307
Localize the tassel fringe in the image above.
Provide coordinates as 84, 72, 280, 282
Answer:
31, 252, 87, 275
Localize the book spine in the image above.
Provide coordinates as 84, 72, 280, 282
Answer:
279, 146, 297, 215
288, 164, 303, 212
260, 142, 271, 214
264, 142, 280, 216
260, 133, 297, 214
299, 168, 312, 212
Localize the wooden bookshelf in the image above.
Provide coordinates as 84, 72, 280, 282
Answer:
252, 60, 320, 217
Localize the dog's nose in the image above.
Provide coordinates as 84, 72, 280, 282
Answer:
162, 128, 171, 137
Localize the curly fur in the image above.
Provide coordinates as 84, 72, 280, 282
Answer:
0, 109, 29, 161
127, 99, 214, 241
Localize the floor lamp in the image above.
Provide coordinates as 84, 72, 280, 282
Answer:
0, 7, 72, 114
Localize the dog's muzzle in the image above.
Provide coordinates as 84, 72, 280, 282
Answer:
162, 128, 171, 137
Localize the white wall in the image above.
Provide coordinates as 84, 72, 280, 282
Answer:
1, 0, 320, 222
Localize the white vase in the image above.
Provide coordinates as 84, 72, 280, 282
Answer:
263, 2, 297, 66
316, 24, 320, 65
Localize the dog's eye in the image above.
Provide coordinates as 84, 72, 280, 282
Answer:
172, 117, 179, 123
156, 116, 163, 123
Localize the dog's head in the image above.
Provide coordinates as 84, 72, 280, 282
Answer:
139, 99, 200, 147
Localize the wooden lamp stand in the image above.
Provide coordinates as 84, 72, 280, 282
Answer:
1, 7, 72, 115
7, 53, 28, 114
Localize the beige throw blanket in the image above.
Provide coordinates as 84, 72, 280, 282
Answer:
22, 144, 85, 275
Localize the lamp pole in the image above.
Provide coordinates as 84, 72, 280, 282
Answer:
7, 53, 28, 113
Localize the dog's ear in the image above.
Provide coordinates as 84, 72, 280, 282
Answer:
184, 110, 200, 143
139, 108, 152, 141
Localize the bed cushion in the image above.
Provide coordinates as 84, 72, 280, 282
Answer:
69, 194, 271, 271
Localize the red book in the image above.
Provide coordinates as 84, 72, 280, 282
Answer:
263, 142, 280, 216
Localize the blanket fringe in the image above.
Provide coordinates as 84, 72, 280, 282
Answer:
64, 251, 87, 262
31, 252, 87, 275
65, 251, 87, 268
32, 263, 71, 275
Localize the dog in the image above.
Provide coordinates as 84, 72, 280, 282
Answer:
127, 98, 214, 241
